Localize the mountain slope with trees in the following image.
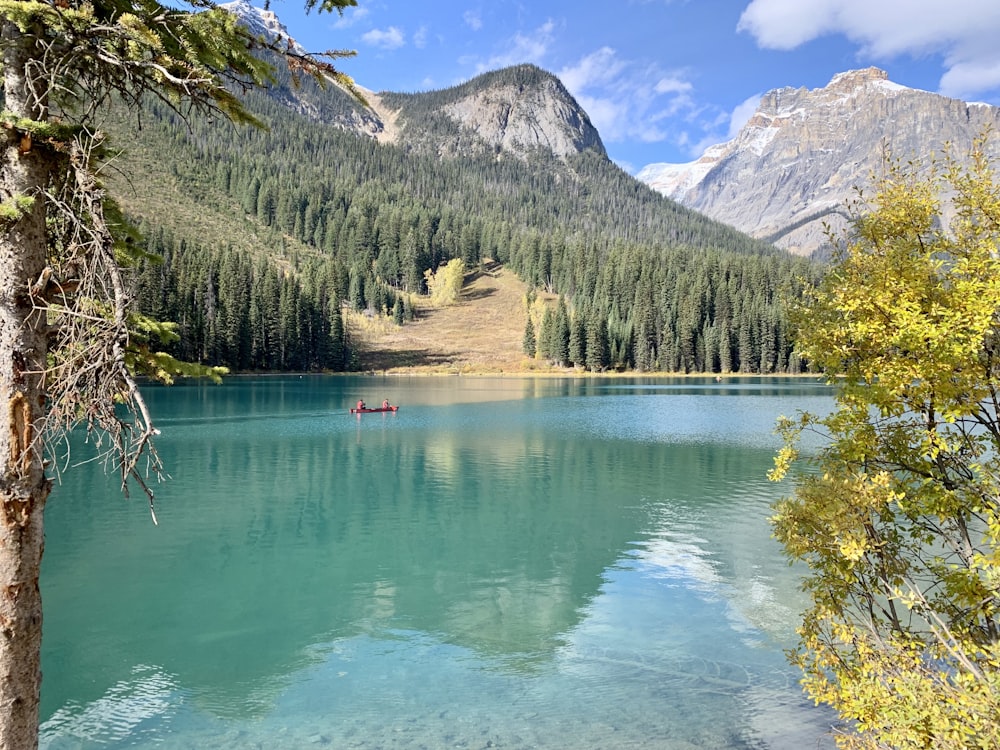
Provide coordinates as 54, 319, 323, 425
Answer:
113, 57, 819, 374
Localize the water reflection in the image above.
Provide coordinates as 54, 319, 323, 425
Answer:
42, 665, 179, 746
40, 376, 836, 748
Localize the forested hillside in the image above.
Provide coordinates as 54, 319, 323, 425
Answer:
116, 62, 819, 374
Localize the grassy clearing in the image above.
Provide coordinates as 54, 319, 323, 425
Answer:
347, 262, 568, 375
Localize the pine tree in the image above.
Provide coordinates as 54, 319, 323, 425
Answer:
523, 316, 536, 357
569, 312, 586, 368
551, 296, 570, 366
586, 315, 610, 372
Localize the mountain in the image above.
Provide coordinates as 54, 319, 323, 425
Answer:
109, 5, 816, 376
222, 2, 603, 161
637, 68, 1000, 256
221, 0, 305, 55
378, 65, 606, 160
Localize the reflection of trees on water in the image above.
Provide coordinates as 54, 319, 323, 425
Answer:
40, 377, 813, 723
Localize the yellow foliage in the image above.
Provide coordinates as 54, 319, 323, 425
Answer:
423, 258, 465, 306
772, 137, 1000, 749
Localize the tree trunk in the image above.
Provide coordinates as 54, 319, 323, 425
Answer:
0, 21, 54, 750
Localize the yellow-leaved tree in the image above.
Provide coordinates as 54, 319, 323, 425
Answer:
424, 258, 466, 305
770, 141, 1000, 749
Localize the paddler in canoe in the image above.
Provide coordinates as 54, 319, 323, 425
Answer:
352, 399, 397, 413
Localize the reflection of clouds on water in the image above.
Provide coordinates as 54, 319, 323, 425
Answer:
40, 664, 177, 747
634, 530, 721, 591
360, 579, 398, 628
444, 573, 575, 663
632, 513, 802, 648
744, 682, 839, 750
630, 529, 767, 647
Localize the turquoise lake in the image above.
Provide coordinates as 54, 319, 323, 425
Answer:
39, 375, 838, 749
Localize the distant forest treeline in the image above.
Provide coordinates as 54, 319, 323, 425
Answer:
134, 229, 350, 372
123, 65, 820, 373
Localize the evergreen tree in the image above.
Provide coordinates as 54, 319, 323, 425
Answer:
348, 266, 365, 311
551, 297, 570, 366
538, 307, 554, 360
569, 312, 586, 368
586, 315, 610, 372
329, 303, 346, 370
523, 316, 536, 357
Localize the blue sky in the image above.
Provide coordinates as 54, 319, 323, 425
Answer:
270, 0, 1000, 173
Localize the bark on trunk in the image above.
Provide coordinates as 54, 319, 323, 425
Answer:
0, 21, 54, 750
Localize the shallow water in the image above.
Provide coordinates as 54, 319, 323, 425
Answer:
40, 375, 837, 749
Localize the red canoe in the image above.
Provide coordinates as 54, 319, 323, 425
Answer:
350, 406, 399, 414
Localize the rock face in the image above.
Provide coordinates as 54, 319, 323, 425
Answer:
638, 68, 1000, 255
222, 0, 304, 53
438, 65, 606, 159
375, 65, 606, 161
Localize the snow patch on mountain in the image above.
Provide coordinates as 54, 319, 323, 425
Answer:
637, 142, 728, 200
220, 0, 305, 54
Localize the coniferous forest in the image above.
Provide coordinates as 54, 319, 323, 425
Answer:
118, 62, 821, 374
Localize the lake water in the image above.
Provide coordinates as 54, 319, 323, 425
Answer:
39, 375, 838, 749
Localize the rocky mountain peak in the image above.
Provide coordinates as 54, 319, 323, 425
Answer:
638, 68, 1000, 255
827, 66, 889, 90
437, 64, 606, 160
220, 0, 305, 54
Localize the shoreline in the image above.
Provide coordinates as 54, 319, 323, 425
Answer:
202, 369, 826, 380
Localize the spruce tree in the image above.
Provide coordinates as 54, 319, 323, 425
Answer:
523, 316, 537, 357
569, 312, 586, 368
586, 316, 610, 372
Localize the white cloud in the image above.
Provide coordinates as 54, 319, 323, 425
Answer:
558, 47, 628, 91
654, 76, 693, 96
737, 0, 1000, 99
413, 25, 429, 49
940, 59, 1000, 99
476, 20, 557, 72
726, 93, 762, 139
557, 48, 698, 148
362, 26, 405, 50
736, 0, 837, 50
332, 7, 369, 29
464, 11, 483, 31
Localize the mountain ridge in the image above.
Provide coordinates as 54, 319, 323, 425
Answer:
222, 2, 603, 162
638, 67, 1000, 255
